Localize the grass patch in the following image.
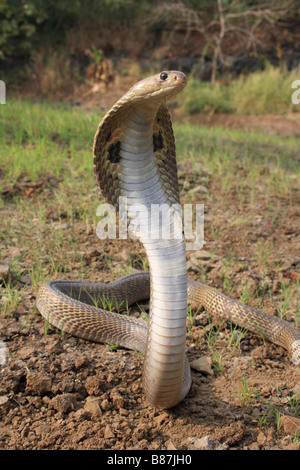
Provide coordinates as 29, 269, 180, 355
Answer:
1, 99, 299, 211
181, 80, 233, 114
1, 98, 299, 216
0, 99, 102, 184
1, 99, 299, 200
175, 120, 300, 186
180, 65, 300, 115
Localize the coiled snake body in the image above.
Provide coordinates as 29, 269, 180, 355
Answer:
37, 71, 300, 409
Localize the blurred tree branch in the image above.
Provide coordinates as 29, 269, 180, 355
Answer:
145, 0, 298, 83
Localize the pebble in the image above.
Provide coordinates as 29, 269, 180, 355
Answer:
190, 184, 209, 194
110, 388, 125, 409
84, 396, 102, 418
193, 250, 212, 260
26, 371, 52, 396
0, 395, 9, 406
104, 424, 115, 439
85, 375, 101, 396
45, 339, 64, 354
190, 435, 228, 450
34, 424, 52, 436
49, 393, 76, 413
100, 398, 112, 411
51, 222, 72, 231
257, 431, 266, 446
165, 440, 177, 450
280, 415, 300, 436
18, 346, 36, 360
187, 250, 212, 272
194, 313, 209, 327
0, 265, 10, 282
190, 356, 213, 375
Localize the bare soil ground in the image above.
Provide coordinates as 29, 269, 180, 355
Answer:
0, 112, 300, 451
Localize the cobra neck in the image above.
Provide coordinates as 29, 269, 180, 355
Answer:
118, 101, 188, 408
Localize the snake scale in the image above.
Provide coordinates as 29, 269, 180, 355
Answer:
37, 71, 300, 409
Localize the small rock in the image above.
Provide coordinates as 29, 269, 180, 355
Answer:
100, 398, 112, 411
190, 356, 213, 375
73, 408, 89, 422
251, 215, 263, 226
0, 395, 9, 406
84, 396, 102, 418
18, 346, 36, 360
26, 372, 52, 395
84, 249, 101, 260
165, 440, 177, 450
0, 265, 10, 283
286, 442, 300, 450
293, 384, 300, 396
110, 388, 125, 409
34, 424, 52, 436
51, 222, 72, 231
257, 431, 266, 446
191, 184, 209, 194
187, 251, 212, 272
49, 393, 76, 413
85, 375, 101, 396
72, 431, 86, 444
19, 274, 31, 285
251, 346, 270, 362
8, 247, 22, 258
75, 355, 87, 369
104, 424, 115, 439
280, 415, 300, 436
193, 435, 227, 450
194, 250, 211, 260
194, 313, 209, 327
45, 339, 63, 354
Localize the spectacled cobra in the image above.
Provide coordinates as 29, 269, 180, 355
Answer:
36, 71, 300, 409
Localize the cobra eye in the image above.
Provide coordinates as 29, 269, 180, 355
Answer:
160, 72, 168, 81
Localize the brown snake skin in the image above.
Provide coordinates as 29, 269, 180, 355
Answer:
37, 71, 300, 409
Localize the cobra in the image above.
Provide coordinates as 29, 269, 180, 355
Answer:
37, 71, 300, 409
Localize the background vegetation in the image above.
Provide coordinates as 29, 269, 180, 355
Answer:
1, 0, 299, 115
181, 65, 300, 114
1, 1, 300, 451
